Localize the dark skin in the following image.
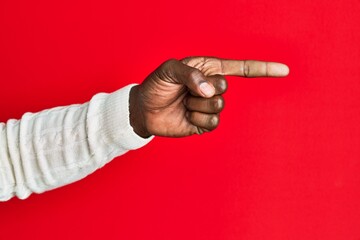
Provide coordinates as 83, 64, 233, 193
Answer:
129, 57, 289, 138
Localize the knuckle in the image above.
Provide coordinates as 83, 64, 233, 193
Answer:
161, 59, 178, 70
212, 96, 224, 112
207, 114, 219, 130
217, 78, 228, 93
159, 59, 179, 79
244, 60, 250, 77
166, 58, 178, 65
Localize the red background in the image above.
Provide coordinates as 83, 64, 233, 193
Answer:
0, 0, 359, 239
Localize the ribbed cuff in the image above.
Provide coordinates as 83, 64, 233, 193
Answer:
99, 84, 154, 150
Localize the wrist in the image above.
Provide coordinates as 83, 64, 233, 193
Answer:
129, 85, 151, 138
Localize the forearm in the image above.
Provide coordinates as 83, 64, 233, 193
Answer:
0, 84, 153, 201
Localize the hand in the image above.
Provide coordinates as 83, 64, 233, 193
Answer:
129, 57, 289, 138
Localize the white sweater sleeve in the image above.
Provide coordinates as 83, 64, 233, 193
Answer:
0, 84, 153, 201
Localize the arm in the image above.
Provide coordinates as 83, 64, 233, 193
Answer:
0, 57, 289, 201
0, 85, 152, 201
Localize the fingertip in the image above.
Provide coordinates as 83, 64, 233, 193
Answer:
272, 63, 290, 77
281, 64, 290, 76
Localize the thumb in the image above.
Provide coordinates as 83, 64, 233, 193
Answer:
163, 59, 215, 98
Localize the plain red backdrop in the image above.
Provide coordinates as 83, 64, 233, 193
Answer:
0, 0, 359, 239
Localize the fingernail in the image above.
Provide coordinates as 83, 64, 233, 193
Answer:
199, 82, 215, 97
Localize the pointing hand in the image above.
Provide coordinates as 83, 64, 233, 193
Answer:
129, 57, 289, 138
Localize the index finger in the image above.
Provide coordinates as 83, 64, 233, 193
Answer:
182, 57, 290, 77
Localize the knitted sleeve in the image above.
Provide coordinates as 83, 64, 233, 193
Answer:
0, 84, 153, 201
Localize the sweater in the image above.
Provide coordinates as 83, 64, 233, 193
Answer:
0, 84, 153, 201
